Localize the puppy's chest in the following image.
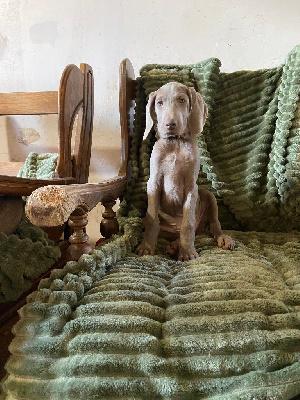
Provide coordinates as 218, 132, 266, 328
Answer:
161, 144, 197, 177
158, 145, 198, 207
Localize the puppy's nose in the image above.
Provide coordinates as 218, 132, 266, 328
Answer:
166, 120, 177, 130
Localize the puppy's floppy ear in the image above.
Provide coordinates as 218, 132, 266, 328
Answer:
143, 91, 156, 140
187, 87, 208, 134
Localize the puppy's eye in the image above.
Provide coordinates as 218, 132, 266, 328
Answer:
179, 98, 185, 103
157, 100, 163, 106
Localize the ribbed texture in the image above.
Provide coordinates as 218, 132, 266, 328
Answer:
4, 233, 300, 399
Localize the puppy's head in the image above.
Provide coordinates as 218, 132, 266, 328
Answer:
143, 82, 207, 140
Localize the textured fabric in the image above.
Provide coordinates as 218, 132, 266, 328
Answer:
0, 215, 61, 303
2, 46, 300, 399
17, 152, 58, 180
3, 232, 300, 399
0, 152, 60, 303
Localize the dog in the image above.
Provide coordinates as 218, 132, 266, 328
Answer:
136, 82, 235, 261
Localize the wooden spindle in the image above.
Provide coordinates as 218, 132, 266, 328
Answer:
66, 204, 92, 261
100, 197, 119, 239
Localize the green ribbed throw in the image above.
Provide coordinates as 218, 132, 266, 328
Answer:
121, 45, 300, 232
2, 46, 300, 399
0, 215, 60, 303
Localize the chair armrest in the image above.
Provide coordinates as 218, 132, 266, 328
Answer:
0, 175, 76, 196
25, 176, 127, 227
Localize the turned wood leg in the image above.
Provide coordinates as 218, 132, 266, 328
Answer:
100, 197, 119, 239
66, 204, 93, 261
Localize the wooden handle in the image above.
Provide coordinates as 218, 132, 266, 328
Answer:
25, 177, 127, 227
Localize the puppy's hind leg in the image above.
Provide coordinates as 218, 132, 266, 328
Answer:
204, 189, 235, 251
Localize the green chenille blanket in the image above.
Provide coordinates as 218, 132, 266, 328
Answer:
0, 153, 60, 303
2, 46, 300, 399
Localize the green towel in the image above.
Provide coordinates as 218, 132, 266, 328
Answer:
17, 152, 58, 179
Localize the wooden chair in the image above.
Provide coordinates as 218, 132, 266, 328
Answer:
25, 59, 134, 261
0, 63, 94, 327
0, 63, 94, 244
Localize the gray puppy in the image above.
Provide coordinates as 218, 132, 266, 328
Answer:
137, 82, 235, 260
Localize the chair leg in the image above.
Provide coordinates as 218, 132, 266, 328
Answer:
100, 197, 119, 239
66, 204, 92, 261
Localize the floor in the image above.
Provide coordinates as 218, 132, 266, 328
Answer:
0, 314, 19, 382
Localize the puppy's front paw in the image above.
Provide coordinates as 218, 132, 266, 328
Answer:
178, 246, 199, 261
136, 241, 155, 256
217, 234, 235, 250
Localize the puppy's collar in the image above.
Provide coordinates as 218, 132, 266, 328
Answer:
165, 134, 185, 141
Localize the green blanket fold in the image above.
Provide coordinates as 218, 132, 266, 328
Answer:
2, 46, 300, 399
0, 152, 60, 303
0, 215, 61, 303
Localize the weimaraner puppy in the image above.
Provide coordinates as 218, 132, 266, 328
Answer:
136, 82, 235, 261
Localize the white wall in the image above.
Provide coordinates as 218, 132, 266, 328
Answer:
1, 0, 300, 244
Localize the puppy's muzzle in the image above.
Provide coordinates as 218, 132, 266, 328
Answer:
166, 120, 177, 131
